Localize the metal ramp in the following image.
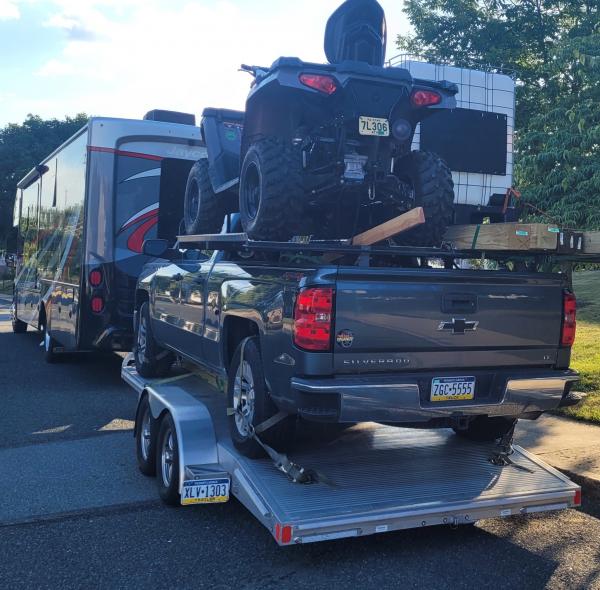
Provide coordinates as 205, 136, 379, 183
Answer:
122, 358, 581, 545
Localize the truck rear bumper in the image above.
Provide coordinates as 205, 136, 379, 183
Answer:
290, 369, 579, 423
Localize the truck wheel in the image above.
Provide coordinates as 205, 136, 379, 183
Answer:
134, 302, 173, 378
227, 337, 296, 458
11, 297, 27, 333
183, 159, 225, 235
135, 396, 156, 476
239, 138, 304, 241
156, 413, 181, 506
394, 150, 454, 246
453, 416, 518, 442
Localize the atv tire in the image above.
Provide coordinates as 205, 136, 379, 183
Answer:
239, 138, 304, 241
395, 150, 454, 247
183, 159, 224, 235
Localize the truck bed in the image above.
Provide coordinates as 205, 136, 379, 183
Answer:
122, 359, 581, 545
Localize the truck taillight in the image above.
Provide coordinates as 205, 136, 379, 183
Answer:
561, 291, 577, 347
293, 287, 334, 351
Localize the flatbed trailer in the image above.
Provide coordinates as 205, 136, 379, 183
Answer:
122, 356, 582, 546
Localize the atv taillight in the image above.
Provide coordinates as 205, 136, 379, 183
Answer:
561, 291, 577, 347
293, 287, 334, 351
410, 89, 442, 107
299, 74, 338, 95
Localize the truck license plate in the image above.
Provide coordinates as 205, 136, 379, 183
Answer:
181, 478, 230, 505
431, 377, 476, 402
359, 116, 390, 137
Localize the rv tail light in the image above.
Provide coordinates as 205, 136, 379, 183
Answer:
299, 74, 338, 95
91, 296, 105, 314
89, 269, 103, 287
561, 291, 577, 347
293, 287, 334, 351
410, 89, 442, 107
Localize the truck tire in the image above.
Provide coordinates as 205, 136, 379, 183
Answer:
227, 337, 296, 458
135, 396, 156, 476
11, 297, 27, 333
183, 159, 225, 235
239, 138, 304, 241
453, 416, 518, 442
394, 150, 454, 246
156, 413, 181, 506
134, 302, 173, 378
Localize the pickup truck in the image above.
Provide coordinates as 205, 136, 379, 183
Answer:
133, 236, 579, 458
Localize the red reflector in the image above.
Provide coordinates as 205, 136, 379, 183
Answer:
89, 269, 103, 287
410, 89, 442, 107
299, 73, 338, 95
561, 291, 577, 347
91, 296, 105, 313
293, 287, 334, 351
573, 489, 582, 507
281, 525, 293, 544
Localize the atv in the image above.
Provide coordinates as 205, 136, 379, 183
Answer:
185, 0, 457, 245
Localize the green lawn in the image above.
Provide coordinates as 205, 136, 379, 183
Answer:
561, 271, 600, 424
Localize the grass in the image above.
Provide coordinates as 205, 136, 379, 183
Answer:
560, 271, 600, 424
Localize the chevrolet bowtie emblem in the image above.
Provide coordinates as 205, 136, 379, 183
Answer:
438, 318, 479, 335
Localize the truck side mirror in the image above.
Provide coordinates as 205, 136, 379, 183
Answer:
143, 239, 170, 258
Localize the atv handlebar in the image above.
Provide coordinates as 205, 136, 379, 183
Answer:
240, 64, 270, 78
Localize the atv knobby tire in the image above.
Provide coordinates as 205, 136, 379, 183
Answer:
395, 151, 454, 246
184, 159, 224, 235
239, 138, 304, 241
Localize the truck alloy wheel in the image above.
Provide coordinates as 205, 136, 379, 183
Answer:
232, 360, 256, 437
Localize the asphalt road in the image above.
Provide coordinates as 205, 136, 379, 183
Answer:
1, 298, 599, 590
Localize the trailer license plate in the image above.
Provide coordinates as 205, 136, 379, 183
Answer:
431, 377, 476, 402
181, 478, 230, 505
359, 116, 390, 137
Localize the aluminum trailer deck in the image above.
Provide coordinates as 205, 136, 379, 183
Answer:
122, 356, 581, 546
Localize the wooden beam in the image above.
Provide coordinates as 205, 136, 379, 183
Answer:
444, 223, 561, 251
351, 207, 425, 246
584, 232, 600, 254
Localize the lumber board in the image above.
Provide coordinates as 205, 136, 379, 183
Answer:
584, 232, 600, 254
444, 223, 561, 251
351, 207, 425, 246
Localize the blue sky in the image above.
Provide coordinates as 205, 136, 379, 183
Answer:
0, 0, 410, 127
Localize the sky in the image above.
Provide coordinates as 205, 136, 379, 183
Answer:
0, 0, 410, 127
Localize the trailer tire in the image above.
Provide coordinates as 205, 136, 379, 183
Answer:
394, 150, 454, 247
134, 302, 173, 378
184, 159, 225, 235
453, 416, 518, 442
156, 413, 181, 506
227, 337, 296, 458
239, 138, 304, 241
11, 297, 27, 334
135, 396, 156, 476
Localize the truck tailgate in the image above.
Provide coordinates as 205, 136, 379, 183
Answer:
333, 267, 565, 372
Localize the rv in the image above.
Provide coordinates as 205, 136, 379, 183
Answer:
11, 111, 205, 361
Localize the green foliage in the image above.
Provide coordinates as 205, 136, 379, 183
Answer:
0, 113, 88, 247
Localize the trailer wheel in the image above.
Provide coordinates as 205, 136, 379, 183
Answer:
134, 302, 173, 378
228, 337, 296, 458
11, 297, 27, 334
239, 138, 304, 241
135, 396, 156, 476
183, 159, 225, 235
156, 413, 181, 506
453, 416, 518, 442
394, 150, 454, 247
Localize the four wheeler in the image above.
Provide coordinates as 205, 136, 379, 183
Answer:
185, 0, 457, 245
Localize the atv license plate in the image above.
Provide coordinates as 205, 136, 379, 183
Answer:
181, 478, 230, 505
431, 377, 476, 402
359, 116, 390, 137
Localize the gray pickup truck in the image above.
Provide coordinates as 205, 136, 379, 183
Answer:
133, 236, 579, 457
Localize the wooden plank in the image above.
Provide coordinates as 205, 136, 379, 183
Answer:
444, 223, 561, 251
584, 232, 600, 254
351, 207, 425, 246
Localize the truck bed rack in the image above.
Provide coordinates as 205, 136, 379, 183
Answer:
122, 357, 581, 546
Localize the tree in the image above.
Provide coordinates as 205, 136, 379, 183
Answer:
0, 113, 88, 248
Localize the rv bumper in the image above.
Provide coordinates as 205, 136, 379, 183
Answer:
93, 325, 133, 351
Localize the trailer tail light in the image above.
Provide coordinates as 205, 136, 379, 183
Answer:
299, 74, 338, 95
561, 291, 577, 347
89, 269, 103, 287
91, 296, 105, 314
410, 89, 442, 107
293, 287, 334, 351
573, 489, 582, 507
274, 523, 293, 544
